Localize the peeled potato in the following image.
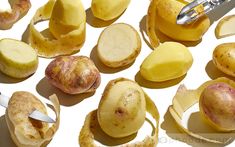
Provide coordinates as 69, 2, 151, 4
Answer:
91, 0, 130, 21
98, 78, 146, 138
45, 56, 101, 94
140, 42, 193, 82
0, 38, 38, 78
5, 91, 60, 147
213, 43, 235, 77
49, 0, 86, 38
97, 23, 141, 68
215, 15, 235, 39
147, 0, 210, 48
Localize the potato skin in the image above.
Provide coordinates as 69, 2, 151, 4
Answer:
213, 43, 235, 77
45, 56, 101, 94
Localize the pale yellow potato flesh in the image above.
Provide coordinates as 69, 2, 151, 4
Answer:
215, 15, 235, 39
91, 0, 130, 21
97, 23, 141, 68
140, 42, 193, 82
0, 38, 38, 78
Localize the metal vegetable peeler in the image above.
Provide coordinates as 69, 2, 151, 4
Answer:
177, 0, 231, 24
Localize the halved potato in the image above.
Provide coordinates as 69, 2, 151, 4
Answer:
0, 38, 38, 78
5, 91, 60, 147
215, 15, 235, 39
97, 23, 141, 68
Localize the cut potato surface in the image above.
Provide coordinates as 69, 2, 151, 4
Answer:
97, 23, 141, 68
0, 39, 38, 78
215, 15, 235, 39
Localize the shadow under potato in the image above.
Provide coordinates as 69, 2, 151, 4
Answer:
135, 71, 186, 89
90, 45, 134, 74
0, 72, 28, 84
36, 77, 95, 107
86, 8, 120, 28
161, 108, 226, 147
0, 115, 16, 147
205, 60, 235, 80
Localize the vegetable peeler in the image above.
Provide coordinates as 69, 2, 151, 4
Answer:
177, 0, 231, 24
0, 92, 55, 123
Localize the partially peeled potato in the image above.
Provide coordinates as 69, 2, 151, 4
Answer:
5, 91, 60, 147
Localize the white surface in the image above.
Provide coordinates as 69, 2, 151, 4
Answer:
0, 0, 235, 147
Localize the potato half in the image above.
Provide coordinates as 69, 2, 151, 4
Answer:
5, 91, 60, 147
215, 15, 235, 39
97, 23, 141, 68
0, 38, 38, 78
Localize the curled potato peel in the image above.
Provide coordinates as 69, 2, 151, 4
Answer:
0, 0, 31, 30
79, 78, 159, 147
169, 77, 235, 144
29, 0, 86, 58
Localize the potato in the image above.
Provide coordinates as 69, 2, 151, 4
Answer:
213, 43, 235, 77
5, 91, 60, 147
215, 15, 235, 39
140, 42, 193, 82
0, 38, 38, 78
49, 0, 86, 39
91, 0, 130, 21
97, 23, 141, 68
45, 56, 101, 94
199, 82, 235, 132
97, 78, 146, 138
0, 0, 31, 30
147, 0, 210, 47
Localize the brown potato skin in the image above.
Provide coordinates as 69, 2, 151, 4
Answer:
45, 56, 101, 94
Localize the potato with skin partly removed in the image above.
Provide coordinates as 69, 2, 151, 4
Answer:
5, 91, 60, 147
97, 23, 141, 68
45, 56, 101, 94
98, 78, 146, 138
213, 43, 235, 77
0, 38, 38, 78
140, 42, 193, 82
147, 0, 210, 48
91, 0, 130, 21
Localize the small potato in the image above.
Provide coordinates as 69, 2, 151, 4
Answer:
213, 43, 235, 77
140, 42, 193, 82
45, 56, 101, 94
91, 0, 130, 21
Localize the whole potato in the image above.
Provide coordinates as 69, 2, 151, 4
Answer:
147, 0, 210, 47
140, 42, 193, 82
45, 56, 101, 94
199, 82, 235, 131
91, 0, 130, 21
213, 43, 235, 77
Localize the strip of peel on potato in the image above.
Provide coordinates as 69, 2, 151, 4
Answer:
169, 77, 235, 144
29, 0, 86, 58
5, 92, 60, 147
0, 0, 31, 30
79, 78, 159, 147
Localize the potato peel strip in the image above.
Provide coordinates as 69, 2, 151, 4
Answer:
169, 77, 235, 144
29, 0, 85, 58
79, 80, 159, 147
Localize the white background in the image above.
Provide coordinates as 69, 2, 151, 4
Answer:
0, 0, 235, 146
